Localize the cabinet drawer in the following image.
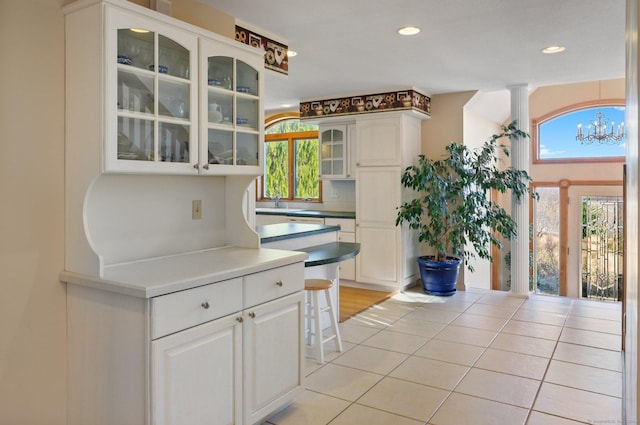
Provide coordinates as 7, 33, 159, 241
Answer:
325, 218, 355, 233
151, 277, 243, 339
243, 263, 304, 308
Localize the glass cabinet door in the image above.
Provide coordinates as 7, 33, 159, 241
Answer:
203, 51, 260, 171
320, 127, 345, 177
113, 21, 196, 170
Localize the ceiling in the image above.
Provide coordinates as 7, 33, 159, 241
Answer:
201, 0, 626, 115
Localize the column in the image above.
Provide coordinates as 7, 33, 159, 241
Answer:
509, 84, 531, 297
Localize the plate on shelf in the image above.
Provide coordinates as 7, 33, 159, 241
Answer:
237, 86, 251, 93
117, 55, 132, 65
148, 64, 168, 74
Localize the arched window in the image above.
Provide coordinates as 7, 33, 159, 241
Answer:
533, 102, 625, 163
258, 113, 322, 202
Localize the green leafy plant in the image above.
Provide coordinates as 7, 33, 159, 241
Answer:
396, 121, 538, 271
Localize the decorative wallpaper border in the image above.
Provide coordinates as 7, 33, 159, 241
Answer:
235, 25, 288, 75
300, 89, 431, 120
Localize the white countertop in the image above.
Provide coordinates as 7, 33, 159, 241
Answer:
60, 246, 308, 298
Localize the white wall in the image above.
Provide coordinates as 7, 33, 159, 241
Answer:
0, 1, 67, 423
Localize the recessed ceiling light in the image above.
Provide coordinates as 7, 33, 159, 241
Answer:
542, 45, 566, 54
287, 50, 297, 57
398, 26, 420, 36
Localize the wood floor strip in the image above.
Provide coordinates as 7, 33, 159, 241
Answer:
339, 286, 395, 322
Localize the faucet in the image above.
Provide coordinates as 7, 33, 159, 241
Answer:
273, 193, 281, 208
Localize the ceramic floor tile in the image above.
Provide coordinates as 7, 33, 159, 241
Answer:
429, 392, 529, 425
361, 329, 428, 354
401, 306, 461, 324
332, 344, 409, 375
564, 314, 621, 335
264, 389, 350, 425
559, 327, 621, 351
338, 322, 381, 344
544, 359, 622, 397
502, 319, 563, 340
305, 341, 354, 372
475, 347, 549, 380
413, 338, 485, 366
450, 313, 509, 331
350, 309, 400, 328
357, 376, 449, 422
464, 302, 519, 319
569, 305, 621, 321
521, 299, 572, 315
512, 308, 567, 326
329, 403, 424, 425
552, 342, 622, 372
533, 382, 622, 424
476, 292, 526, 308
305, 363, 382, 402
434, 324, 498, 347
385, 316, 447, 338
529, 294, 574, 305
421, 300, 475, 313
526, 411, 589, 425
389, 356, 469, 390
490, 332, 557, 358
368, 299, 417, 318
455, 368, 540, 408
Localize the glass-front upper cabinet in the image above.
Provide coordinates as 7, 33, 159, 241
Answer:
200, 39, 263, 175
319, 125, 347, 179
106, 7, 198, 173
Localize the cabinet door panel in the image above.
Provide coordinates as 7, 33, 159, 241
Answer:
244, 293, 304, 425
356, 118, 401, 166
356, 167, 401, 224
152, 314, 242, 425
356, 226, 398, 284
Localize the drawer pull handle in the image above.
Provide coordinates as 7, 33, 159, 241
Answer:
276, 280, 283, 287
248, 312, 256, 318
236, 316, 243, 323
201, 301, 210, 309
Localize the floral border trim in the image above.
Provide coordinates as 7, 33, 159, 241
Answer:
299, 89, 431, 120
235, 25, 288, 75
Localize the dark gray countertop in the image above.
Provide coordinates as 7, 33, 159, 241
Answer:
257, 223, 341, 243
256, 209, 355, 219
298, 242, 360, 267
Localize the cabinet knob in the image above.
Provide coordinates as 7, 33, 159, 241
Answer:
193, 164, 199, 170
236, 316, 243, 323
248, 312, 256, 318
201, 301, 210, 309
275, 280, 283, 287
203, 163, 209, 170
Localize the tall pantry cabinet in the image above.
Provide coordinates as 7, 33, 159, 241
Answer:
355, 112, 422, 290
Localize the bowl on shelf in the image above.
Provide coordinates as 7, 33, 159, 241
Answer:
208, 79, 221, 86
148, 64, 168, 74
237, 86, 250, 93
117, 55, 132, 65
236, 118, 249, 125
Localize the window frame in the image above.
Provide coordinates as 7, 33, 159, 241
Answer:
258, 113, 322, 203
532, 100, 626, 164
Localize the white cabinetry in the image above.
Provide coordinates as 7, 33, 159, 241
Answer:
325, 218, 356, 280
355, 113, 422, 290
66, 0, 263, 176
66, 257, 305, 425
319, 123, 356, 180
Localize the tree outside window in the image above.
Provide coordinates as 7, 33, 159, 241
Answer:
261, 117, 321, 202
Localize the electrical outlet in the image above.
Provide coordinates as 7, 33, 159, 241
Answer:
192, 200, 202, 220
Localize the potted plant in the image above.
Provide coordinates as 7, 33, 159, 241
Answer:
396, 121, 537, 296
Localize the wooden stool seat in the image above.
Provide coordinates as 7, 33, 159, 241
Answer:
304, 279, 333, 291
304, 279, 343, 364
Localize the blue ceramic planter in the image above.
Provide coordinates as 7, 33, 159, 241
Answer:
417, 256, 462, 296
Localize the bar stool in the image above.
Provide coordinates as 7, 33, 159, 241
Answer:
304, 279, 343, 364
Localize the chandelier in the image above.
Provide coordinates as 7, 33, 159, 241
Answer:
576, 110, 624, 145
576, 81, 624, 145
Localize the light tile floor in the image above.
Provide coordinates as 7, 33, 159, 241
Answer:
263, 287, 623, 425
